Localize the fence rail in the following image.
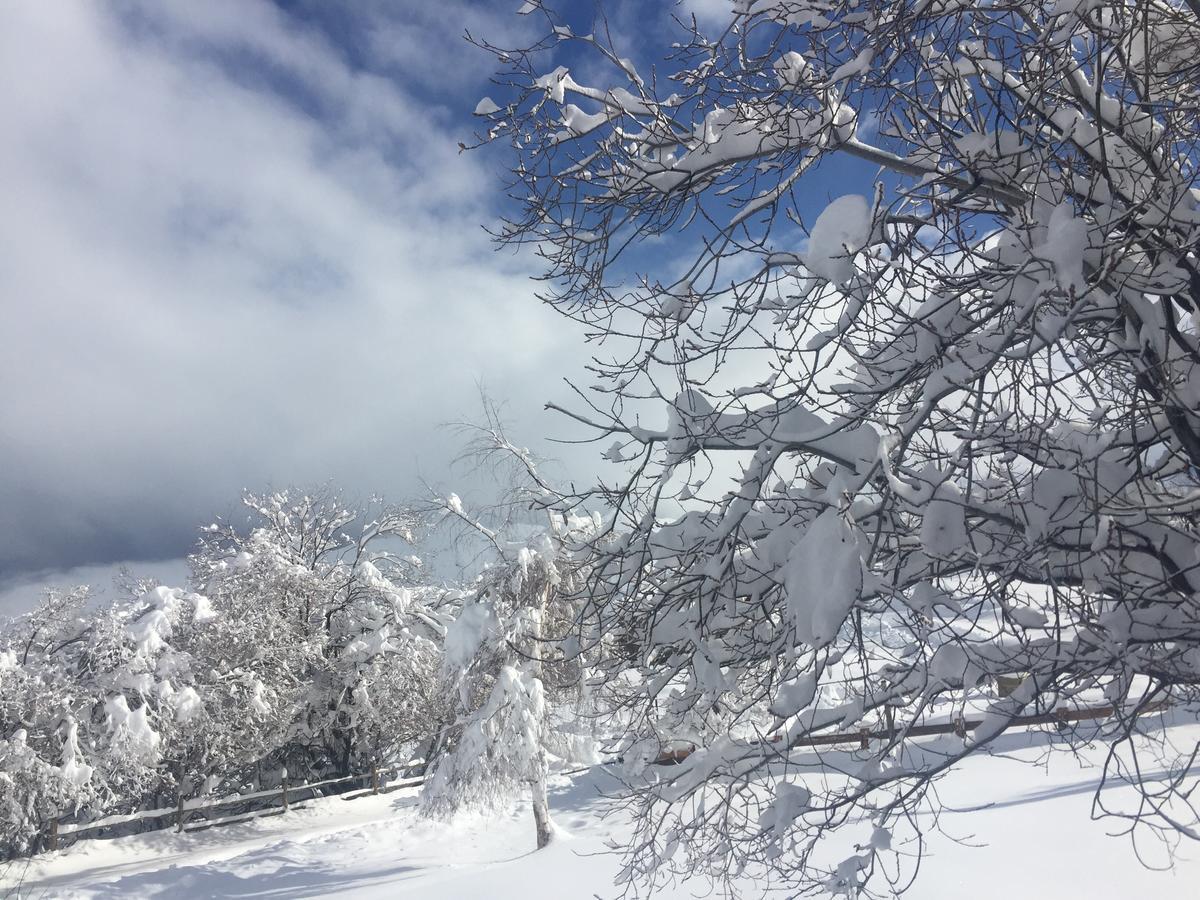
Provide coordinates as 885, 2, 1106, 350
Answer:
652, 700, 1172, 763
786, 699, 1171, 750
41, 761, 425, 854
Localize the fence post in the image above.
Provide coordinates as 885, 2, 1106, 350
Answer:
281, 768, 289, 813
46, 818, 58, 852
885, 705, 895, 738
371, 762, 379, 795
859, 728, 869, 750
177, 790, 186, 833
953, 715, 967, 739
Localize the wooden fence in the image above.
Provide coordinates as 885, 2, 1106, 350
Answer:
786, 699, 1171, 750
34, 700, 1170, 856
40, 761, 425, 855
654, 700, 1171, 763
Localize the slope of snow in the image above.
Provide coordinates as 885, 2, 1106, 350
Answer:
11, 723, 1200, 898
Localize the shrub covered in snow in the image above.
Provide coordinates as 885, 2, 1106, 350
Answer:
0, 489, 450, 854
190, 490, 448, 783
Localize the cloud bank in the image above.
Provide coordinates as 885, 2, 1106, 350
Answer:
0, 1, 595, 582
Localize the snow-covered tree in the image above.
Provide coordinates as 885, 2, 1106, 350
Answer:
0, 583, 214, 852
420, 417, 598, 849
0, 488, 449, 855
474, 1, 1200, 893
190, 489, 447, 783
0, 589, 98, 855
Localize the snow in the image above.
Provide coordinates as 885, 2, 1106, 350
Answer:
774, 51, 810, 87
1009, 606, 1048, 629
474, 97, 501, 116
14, 723, 1200, 899
172, 686, 203, 723
920, 482, 969, 557
929, 642, 977, 688
784, 509, 864, 647
58, 720, 94, 787
825, 48, 874, 85
103, 696, 161, 762
127, 609, 171, 656
758, 781, 811, 856
561, 103, 607, 136
248, 680, 271, 716
442, 599, 494, 672
804, 194, 870, 285
190, 593, 216, 623
771, 672, 818, 717
1037, 201, 1089, 291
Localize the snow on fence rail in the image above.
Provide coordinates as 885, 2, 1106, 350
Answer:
39, 760, 426, 855
784, 699, 1171, 750
648, 700, 1171, 764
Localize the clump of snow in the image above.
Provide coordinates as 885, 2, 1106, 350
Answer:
1037, 202, 1089, 290
173, 686, 203, 723
770, 673, 817, 716
826, 48, 874, 85
104, 695, 161, 762
1009, 606, 1048, 629
929, 642, 980, 688
248, 679, 271, 716
804, 194, 870, 285
58, 718, 94, 786
191, 593, 217, 623
920, 483, 968, 557
474, 97, 501, 116
127, 609, 172, 656
444, 600, 496, 672
784, 509, 864, 647
774, 51, 810, 86
870, 825, 892, 850
759, 781, 811, 857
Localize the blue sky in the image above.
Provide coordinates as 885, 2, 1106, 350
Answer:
0, 0, 880, 608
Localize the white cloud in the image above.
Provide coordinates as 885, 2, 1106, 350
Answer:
0, 1, 594, 575
676, 0, 736, 28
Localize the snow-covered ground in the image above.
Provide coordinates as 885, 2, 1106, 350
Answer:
12, 723, 1200, 899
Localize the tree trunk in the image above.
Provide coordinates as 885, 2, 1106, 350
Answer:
531, 775, 554, 849
529, 575, 555, 850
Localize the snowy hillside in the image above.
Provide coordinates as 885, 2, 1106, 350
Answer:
15, 721, 1200, 899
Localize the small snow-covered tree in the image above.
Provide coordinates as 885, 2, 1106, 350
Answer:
474, 1, 1200, 894
420, 417, 597, 849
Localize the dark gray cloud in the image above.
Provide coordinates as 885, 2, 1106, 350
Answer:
0, 1, 599, 585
